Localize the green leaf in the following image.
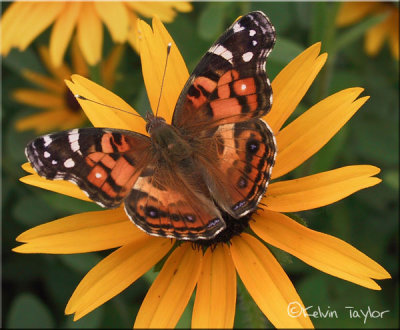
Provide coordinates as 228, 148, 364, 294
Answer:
39, 190, 100, 214
58, 253, 102, 274
269, 37, 305, 65
63, 308, 104, 328
7, 293, 55, 328
2, 48, 46, 75
235, 276, 269, 328
198, 3, 229, 41
12, 195, 59, 226
334, 13, 388, 53
383, 170, 399, 191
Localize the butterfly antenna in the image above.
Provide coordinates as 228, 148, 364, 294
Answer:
155, 42, 172, 118
74, 94, 143, 118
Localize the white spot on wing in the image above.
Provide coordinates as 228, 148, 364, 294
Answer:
252, 40, 257, 46
233, 22, 245, 33
64, 158, 75, 168
241, 84, 247, 91
242, 52, 253, 62
249, 29, 256, 36
43, 135, 52, 147
68, 129, 80, 153
208, 44, 233, 64
95, 172, 102, 178
52, 160, 58, 165
44, 151, 50, 158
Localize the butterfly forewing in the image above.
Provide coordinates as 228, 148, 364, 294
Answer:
25, 128, 151, 208
172, 11, 276, 130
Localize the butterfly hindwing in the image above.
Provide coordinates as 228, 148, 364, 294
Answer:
197, 118, 276, 217
124, 163, 226, 240
25, 128, 151, 208
172, 11, 276, 130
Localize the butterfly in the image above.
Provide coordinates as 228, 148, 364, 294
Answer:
25, 11, 277, 241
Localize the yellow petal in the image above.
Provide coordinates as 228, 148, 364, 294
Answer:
134, 244, 202, 328
14, 208, 144, 254
49, 2, 81, 68
21, 70, 64, 94
66, 236, 173, 320
273, 88, 368, 179
77, 2, 103, 66
20, 174, 90, 202
265, 165, 381, 212
171, 2, 193, 13
127, 11, 140, 53
94, 2, 129, 42
16, 2, 65, 51
71, 37, 89, 77
38, 46, 71, 81
252, 210, 391, 290
230, 234, 313, 328
365, 18, 388, 57
127, 2, 184, 23
336, 2, 378, 26
101, 44, 125, 89
1, 2, 34, 55
15, 108, 72, 133
264, 43, 327, 133
138, 17, 189, 123
66, 75, 147, 135
58, 111, 86, 131
22, 162, 35, 174
192, 245, 236, 328
13, 89, 64, 108
388, 11, 399, 59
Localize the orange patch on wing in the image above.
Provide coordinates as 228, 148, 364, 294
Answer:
187, 77, 217, 110
210, 98, 241, 118
233, 78, 256, 95
111, 157, 138, 186
101, 181, 117, 198
115, 135, 131, 152
101, 155, 117, 169
219, 70, 239, 86
101, 133, 114, 153
88, 165, 107, 187
195, 76, 217, 93
246, 94, 258, 111
88, 152, 104, 163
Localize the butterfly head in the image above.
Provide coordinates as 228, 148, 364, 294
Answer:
145, 112, 167, 134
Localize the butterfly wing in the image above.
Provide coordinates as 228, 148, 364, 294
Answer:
172, 11, 276, 131
25, 128, 151, 208
171, 11, 277, 218
124, 161, 226, 240
197, 119, 276, 217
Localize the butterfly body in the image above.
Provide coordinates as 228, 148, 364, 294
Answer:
25, 11, 277, 240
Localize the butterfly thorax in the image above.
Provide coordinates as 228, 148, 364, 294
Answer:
146, 114, 193, 163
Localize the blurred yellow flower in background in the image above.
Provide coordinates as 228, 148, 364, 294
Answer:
14, 40, 124, 134
15, 16, 390, 329
336, 2, 399, 59
1, 1, 192, 66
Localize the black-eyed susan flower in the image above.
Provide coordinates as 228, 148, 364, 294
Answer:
1, 1, 192, 66
16, 17, 390, 328
14, 40, 123, 134
336, 2, 399, 59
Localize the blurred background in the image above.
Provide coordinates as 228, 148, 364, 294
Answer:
2, 1, 398, 328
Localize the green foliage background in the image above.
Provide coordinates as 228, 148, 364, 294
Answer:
2, 2, 399, 328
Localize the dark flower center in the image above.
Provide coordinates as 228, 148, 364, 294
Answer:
64, 88, 82, 113
191, 210, 254, 249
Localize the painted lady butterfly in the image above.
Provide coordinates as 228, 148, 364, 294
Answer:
25, 11, 277, 240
